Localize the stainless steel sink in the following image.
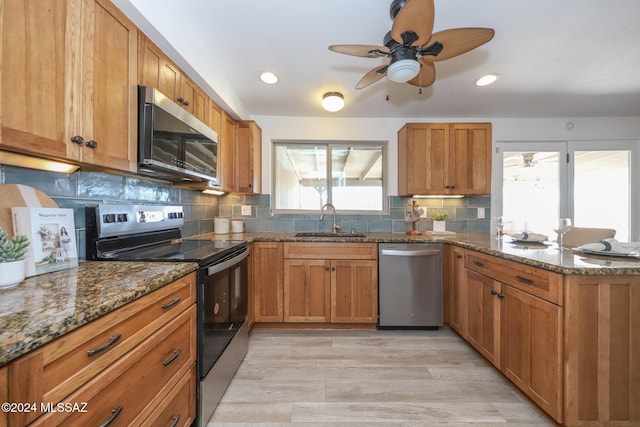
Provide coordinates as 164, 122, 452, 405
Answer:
294, 231, 366, 238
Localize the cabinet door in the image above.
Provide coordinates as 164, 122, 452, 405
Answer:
0, 0, 74, 160
0, 366, 6, 427
331, 260, 378, 323
79, 0, 137, 172
466, 270, 501, 367
448, 123, 492, 195
501, 284, 562, 422
253, 242, 284, 322
235, 120, 262, 193
207, 99, 222, 136
397, 123, 449, 195
448, 246, 467, 334
284, 259, 330, 322
219, 112, 236, 192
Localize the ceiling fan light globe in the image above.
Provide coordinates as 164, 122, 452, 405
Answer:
322, 92, 344, 112
387, 58, 420, 83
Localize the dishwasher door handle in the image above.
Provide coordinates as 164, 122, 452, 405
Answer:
380, 249, 441, 257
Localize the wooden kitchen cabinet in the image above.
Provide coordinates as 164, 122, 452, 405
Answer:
445, 245, 467, 334
1, 0, 138, 173
235, 120, 262, 193
397, 122, 492, 196
7, 272, 196, 426
252, 242, 284, 322
284, 259, 330, 322
465, 270, 501, 367
0, 366, 6, 427
138, 34, 208, 124
219, 111, 236, 192
283, 243, 378, 324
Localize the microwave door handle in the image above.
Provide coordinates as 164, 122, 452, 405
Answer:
206, 247, 249, 276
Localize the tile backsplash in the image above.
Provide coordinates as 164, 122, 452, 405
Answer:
1, 165, 491, 259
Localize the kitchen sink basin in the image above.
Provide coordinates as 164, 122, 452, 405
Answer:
294, 231, 367, 238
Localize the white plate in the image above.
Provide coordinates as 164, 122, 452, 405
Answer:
581, 249, 640, 258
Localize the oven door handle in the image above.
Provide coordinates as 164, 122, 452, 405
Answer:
206, 246, 250, 276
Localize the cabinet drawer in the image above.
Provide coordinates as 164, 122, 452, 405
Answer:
284, 243, 377, 260
33, 305, 196, 426
141, 364, 196, 427
8, 272, 195, 424
465, 251, 562, 305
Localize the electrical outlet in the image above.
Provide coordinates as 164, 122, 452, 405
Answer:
241, 205, 252, 216
477, 207, 485, 219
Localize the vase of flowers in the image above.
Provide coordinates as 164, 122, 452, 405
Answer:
0, 228, 30, 289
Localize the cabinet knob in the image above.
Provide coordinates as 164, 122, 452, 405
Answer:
490, 289, 498, 295
456, 254, 463, 259
331, 267, 336, 271
86, 140, 98, 149
177, 97, 185, 104
325, 267, 330, 271
497, 293, 505, 299
71, 135, 84, 145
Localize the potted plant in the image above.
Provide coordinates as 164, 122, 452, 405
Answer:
431, 211, 448, 232
0, 227, 30, 289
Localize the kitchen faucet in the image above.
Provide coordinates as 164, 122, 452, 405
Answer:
320, 203, 342, 233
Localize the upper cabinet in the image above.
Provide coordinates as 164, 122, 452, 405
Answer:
397, 122, 492, 196
235, 120, 262, 193
1, 0, 138, 173
138, 35, 207, 124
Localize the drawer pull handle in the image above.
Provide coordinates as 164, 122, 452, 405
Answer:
515, 275, 534, 285
473, 260, 485, 267
169, 414, 181, 427
163, 348, 182, 366
456, 254, 463, 259
87, 334, 121, 357
162, 297, 181, 310
99, 406, 122, 427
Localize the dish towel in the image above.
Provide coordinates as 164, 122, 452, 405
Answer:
509, 232, 548, 241
577, 238, 640, 253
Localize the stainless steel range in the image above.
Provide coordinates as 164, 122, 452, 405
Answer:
86, 204, 248, 426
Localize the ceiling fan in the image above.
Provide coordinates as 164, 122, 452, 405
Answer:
328, 0, 495, 89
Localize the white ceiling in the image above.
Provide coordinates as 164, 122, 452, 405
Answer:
117, 0, 640, 119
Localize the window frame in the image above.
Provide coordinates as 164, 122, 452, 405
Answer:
271, 139, 388, 215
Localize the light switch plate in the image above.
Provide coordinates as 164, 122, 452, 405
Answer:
241, 205, 252, 216
477, 207, 485, 219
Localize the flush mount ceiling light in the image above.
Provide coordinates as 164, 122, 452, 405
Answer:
259, 71, 278, 84
475, 73, 499, 87
322, 92, 344, 112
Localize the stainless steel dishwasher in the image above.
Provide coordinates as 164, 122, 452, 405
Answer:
378, 243, 443, 329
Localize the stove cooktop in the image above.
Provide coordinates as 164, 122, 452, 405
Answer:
97, 238, 247, 265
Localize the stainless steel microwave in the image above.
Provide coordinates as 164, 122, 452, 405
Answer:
137, 85, 219, 185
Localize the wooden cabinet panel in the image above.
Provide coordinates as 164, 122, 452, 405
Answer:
141, 364, 196, 427
397, 122, 491, 196
32, 306, 196, 426
0, 366, 6, 427
284, 259, 330, 322
207, 99, 223, 136
79, 0, 138, 172
447, 245, 467, 334
501, 284, 562, 422
466, 270, 501, 367
0, 0, 70, 160
235, 120, 262, 193
284, 243, 377, 260
220, 112, 236, 192
253, 242, 284, 322
8, 273, 196, 426
0, 0, 137, 172
331, 260, 377, 323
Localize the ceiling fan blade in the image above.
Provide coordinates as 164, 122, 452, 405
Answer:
391, 0, 435, 46
420, 28, 495, 62
356, 65, 388, 89
329, 44, 389, 58
407, 61, 435, 88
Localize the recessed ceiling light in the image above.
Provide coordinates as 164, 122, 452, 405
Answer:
475, 73, 499, 87
260, 71, 278, 84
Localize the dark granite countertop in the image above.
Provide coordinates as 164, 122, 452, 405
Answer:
0, 261, 198, 366
202, 231, 640, 276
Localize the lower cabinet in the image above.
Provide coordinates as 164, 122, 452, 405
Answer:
465, 270, 501, 368
0, 366, 6, 427
253, 242, 378, 325
7, 272, 197, 426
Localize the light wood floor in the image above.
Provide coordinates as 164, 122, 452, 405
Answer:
207, 329, 557, 426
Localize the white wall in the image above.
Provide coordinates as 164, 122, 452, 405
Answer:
252, 115, 640, 195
